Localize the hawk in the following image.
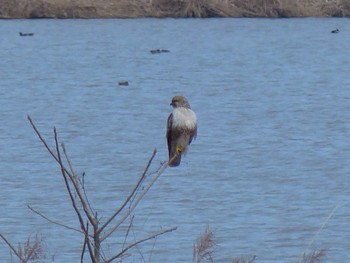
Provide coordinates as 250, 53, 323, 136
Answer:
166, 96, 197, 167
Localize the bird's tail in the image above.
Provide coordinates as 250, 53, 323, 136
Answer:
168, 149, 182, 167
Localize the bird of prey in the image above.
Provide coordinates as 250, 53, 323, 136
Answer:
166, 96, 197, 167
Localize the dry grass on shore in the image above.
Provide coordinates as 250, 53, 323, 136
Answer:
192, 227, 326, 263
1, 0, 350, 18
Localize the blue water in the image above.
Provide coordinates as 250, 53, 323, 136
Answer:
1, 18, 350, 262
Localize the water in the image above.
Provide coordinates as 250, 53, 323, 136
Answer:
1, 18, 350, 262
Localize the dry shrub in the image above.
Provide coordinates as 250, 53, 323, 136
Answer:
298, 249, 326, 263
149, 0, 187, 17
16, 235, 45, 262
319, 0, 343, 16
1, 0, 350, 18
232, 255, 257, 263
340, 0, 350, 15
0, 232, 45, 263
201, 0, 242, 17
290, 0, 343, 17
193, 227, 216, 263
183, 0, 207, 17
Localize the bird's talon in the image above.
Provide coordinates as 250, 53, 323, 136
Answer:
176, 146, 183, 155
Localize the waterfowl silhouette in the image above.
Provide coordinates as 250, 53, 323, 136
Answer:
150, 49, 170, 54
118, 81, 129, 86
19, 32, 34, 36
331, 29, 339, 33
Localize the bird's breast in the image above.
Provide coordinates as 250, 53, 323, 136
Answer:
172, 107, 197, 129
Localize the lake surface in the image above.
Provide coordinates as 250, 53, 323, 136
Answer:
1, 18, 350, 262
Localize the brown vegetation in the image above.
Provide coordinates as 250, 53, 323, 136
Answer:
193, 227, 216, 263
0, 233, 44, 263
192, 227, 325, 263
0, 0, 350, 18
297, 249, 326, 263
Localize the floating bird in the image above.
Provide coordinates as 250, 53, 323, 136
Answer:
118, 81, 129, 86
331, 29, 339, 33
150, 49, 170, 54
166, 96, 197, 167
19, 32, 34, 36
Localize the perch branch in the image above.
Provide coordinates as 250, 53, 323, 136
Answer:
102, 153, 173, 241
99, 149, 157, 234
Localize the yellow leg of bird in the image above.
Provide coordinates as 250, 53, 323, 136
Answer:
175, 145, 183, 156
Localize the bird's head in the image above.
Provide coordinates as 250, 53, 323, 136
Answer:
170, 95, 191, 108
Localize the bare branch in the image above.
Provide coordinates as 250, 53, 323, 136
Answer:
54, 128, 90, 231
28, 117, 98, 261
27, 205, 83, 234
99, 149, 157, 234
106, 226, 177, 263
27, 115, 59, 164
62, 144, 95, 215
0, 232, 26, 262
28, 116, 177, 262
28, 116, 95, 224
61, 142, 95, 222
81, 222, 89, 263
102, 153, 172, 241
54, 129, 100, 263
62, 141, 76, 176
122, 215, 135, 252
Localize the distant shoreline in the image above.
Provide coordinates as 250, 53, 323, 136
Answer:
1, 0, 349, 19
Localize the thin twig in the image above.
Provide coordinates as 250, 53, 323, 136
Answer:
53, 128, 96, 262
27, 205, 83, 234
28, 116, 92, 220
28, 115, 92, 222
54, 128, 88, 230
81, 222, 89, 263
106, 226, 177, 263
0, 232, 26, 262
27, 115, 59, 164
28, 117, 96, 262
101, 153, 173, 241
62, 143, 94, 216
148, 232, 157, 263
122, 215, 135, 253
299, 202, 343, 261
62, 142, 76, 176
130, 215, 147, 263
99, 149, 157, 236
60, 142, 95, 223
28, 116, 177, 263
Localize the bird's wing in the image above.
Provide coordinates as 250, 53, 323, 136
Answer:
188, 121, 197, 145
166, 113, 173, 154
